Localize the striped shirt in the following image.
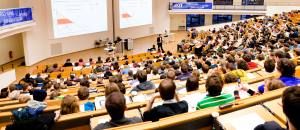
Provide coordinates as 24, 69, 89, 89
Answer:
196, 93, 235, 110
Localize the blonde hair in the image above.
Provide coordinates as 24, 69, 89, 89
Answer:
265, 79, 285, 91
60, 95, 79, 115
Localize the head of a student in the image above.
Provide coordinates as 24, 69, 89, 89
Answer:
205, 73, 224, 96
181, 64, 189, 74
136, 70, 147, 83
275, 50, 285, 62
226, 62, 236, 71
192, 70, 200, 78
60, 95, 79, 115
202, 64, 210, 74
282, 87, 300, 130
224, 73, 238, 84
33, 90, 47, 102
105, 83, 120, 97
77, 87, 89, 100
277, 58, 296, 77
25, 73, 31, 79
166, 71, 176, 80
293, 48, 300, 57
186, 76, 199, 92
242, 54, 252, 63
264, 58, 276, 73
0, 88, 9, 98
105, 92, 126, 120
159, 79, 176, 100
80, 80, 90, 88
22, 83, 31, 92
237, 59, 249, 71
264, 78, 285, 92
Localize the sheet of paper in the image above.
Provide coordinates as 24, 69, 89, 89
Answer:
80, 104, 85, 112
247, 73, 256, 79
230, 113, 265, 130
94, 96, 105, 110
132, 94, 146, 102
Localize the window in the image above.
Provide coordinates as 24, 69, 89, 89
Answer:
240, 15, 260, 20
213, 0, 233, 5
242, 0, 264, 5
186, 14, 205, 28
213, 15, 232, 24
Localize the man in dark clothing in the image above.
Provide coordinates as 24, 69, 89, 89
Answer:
63, 59, 73, 67
93, 92, 142, 130
254, 86, 300, 130
157, 34, 164, 52
143, 79, 188, 122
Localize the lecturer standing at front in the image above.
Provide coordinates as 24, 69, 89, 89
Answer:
157, 34, 164, 52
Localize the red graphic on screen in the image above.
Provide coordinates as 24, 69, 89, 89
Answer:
122, 13, 131, 18
57, 18, 73, 25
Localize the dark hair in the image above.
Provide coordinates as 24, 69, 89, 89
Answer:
186, 76, 199, 92
105, 92, 126, 120
226, 62, 236, 71
205, 74, 223, 96
256, 54, 265, 61
202, 64, 210, 73
242, 54, 252, 62
0, 88, 9, 98
277, 58, 296, 77
264, 58, 276, 73
136, 70, 147, 83
80, 80, 90, 88
159, 79, 176, 100
116, 82, 126, 94
33, 90, 47, 102
282, 87, 300, 129
275, 50, 285, 59
294, 48, 300, 56
237, 59, 249, 70
77, 87, 89, 100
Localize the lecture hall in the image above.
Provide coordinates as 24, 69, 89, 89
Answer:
0, 0, 300, 130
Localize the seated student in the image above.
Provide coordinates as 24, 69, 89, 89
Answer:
175, 64, 191, 81
241, 78, 285, 96
93, 92, 142, 130
258, 58, 300, 93
63, 59, 73, 67
96, 56, 103, 64
131, 70, 155, 92
226, 62, 247, 79
166, 70, 176, 80
143, 79, 188, 122
78, 59, 84, 66
237, 59, 249, 71
186, 76, 199, 92
105, 83, 121, 97
18, 95, 32, 103
196, 73, 235, 110
12, 90, 48, 121
254, 86, 300, 130
264, 58, 276, 73
224, 73, 238, 84
8, 84, 21, 100
73, 62, 82, 71
22, 73, 34, 84
243, 54, 258, 69
60, 95, 80, 115
256, 54, 265, 67
20, 83, 32, 95
0, 88, 9, 98
78, 87, 95, 111
46, 63, 61, 73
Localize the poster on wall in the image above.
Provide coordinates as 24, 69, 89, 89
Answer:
0, 8, 33, 28
171, 2, 213, 10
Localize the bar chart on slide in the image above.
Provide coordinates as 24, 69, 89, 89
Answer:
51, 0, 107, 38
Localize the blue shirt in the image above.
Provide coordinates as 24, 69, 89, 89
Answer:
258, 76, 300, 93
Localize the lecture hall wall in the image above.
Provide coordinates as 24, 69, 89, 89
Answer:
18, 0, 170, 66
0, 0, 24, 65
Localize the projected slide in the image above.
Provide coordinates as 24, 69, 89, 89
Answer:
119, 0, 152, 29
51, 0, 107, 38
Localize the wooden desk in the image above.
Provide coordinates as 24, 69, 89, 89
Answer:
263, 98, 286, 124
217, 105, 286, 130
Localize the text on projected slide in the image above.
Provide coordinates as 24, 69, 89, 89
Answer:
119, 0, 152, 28
51, 0, 107, 38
